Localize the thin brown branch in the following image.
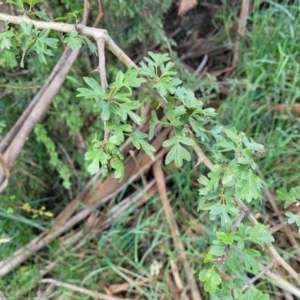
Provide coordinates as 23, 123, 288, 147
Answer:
107, 278, 151, 295
170, 259, 188, 300
0, 84, 40, 90
218, 206, 249, 271
81, 0, 90, 26
242, 261, 277, 292
92, 0, 104, 28
107, 266, 149, 297
41, 278, 129, 300
269, 221, 289, 234
187, 129, 214, 171
232, 0, 250, 68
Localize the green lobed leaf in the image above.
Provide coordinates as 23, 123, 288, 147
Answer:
115, 71, 124, 88
38, 29, 58, 49
207, 166, 224, 190
199, 175, 209, 186
165, 142, 191, 167
179, 136, 195, 146
123, 69, 146, 87
139, 61, 155, 77
175, 87, 200, 108
147, 51, 170, 67
249, 224, 274, 247
7, 0, 24, 11
226, 253, 241, 272
108, 131, 123, 145
244, 249, 261, 273
285, 212, 300, 233
149, 110, 160, 140
0, 31, 15, 50
63, 31, 84, 50
130, 131, 146, 144
111, 159, 124, 180
0, 121, 6, 134
222, 170, 234, 185
106, 123, 132, 132
130, 132, 155, 160
223, 127, 238, 142
242, 137, 264, 151
0, 49, 18, 68
216, 232, 235, 244
245, 289, 269, 300
19, 21, 33, 35
127, 110, 142, 125
83, 36, 97, 54
32, 11, 51, 21
162, 136, 176, 148
55, 10, 83, 22
86, 159, 100, 175
277, 187, 300, 208
241, 172, 262, 202
96, 100, 111, 120
77, 77, 106, 99
204, 251, 213, 263
199, 268, 222, 293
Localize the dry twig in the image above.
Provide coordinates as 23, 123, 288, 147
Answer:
242, 261, 277, 292
232, 0, 250, 68
41, 278, 129, 300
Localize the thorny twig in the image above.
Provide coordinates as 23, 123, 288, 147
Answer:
269, 221, 289, 234
242, 261, 277, 292
218, 206, 249, 271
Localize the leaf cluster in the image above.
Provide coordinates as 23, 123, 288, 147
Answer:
77, 69, 155, 180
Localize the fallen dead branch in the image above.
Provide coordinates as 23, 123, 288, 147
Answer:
153, 162, 203, 300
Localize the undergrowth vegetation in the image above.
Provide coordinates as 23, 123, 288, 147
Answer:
0, 0, 300, 299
